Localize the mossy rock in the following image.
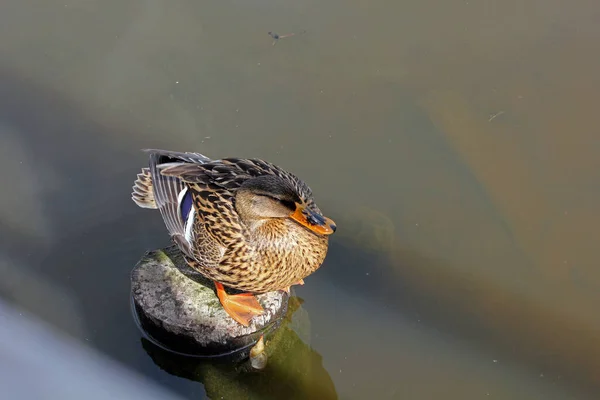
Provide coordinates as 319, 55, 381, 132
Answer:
131, 246, 289, 359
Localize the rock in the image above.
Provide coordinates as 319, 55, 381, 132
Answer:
130, 246, 289, 359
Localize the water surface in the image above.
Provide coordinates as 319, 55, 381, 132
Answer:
1, 0, 600, 398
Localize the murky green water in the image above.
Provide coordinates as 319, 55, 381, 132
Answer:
1, 0, 600, 398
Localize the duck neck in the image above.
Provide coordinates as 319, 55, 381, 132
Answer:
250, 218, 329, 273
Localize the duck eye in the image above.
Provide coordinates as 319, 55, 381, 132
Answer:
262, 194, 295, 211
278, 199, 296, 211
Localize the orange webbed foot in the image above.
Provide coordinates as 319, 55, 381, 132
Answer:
215, 282, 264, 326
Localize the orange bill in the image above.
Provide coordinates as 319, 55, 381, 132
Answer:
289, 203, 336, 235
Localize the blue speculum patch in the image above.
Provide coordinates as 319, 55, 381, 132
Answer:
180, 189, 193, 222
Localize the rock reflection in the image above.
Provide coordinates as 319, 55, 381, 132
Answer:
140, 296, 338, 399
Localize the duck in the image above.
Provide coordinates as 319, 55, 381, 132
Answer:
131, 149, 336, 326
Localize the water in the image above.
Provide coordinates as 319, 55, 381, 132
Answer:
1, 0, 600, 398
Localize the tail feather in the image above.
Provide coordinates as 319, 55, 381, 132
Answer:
132, 168, 157, 209
145, 149, 211, 239
132, 149, 213, 247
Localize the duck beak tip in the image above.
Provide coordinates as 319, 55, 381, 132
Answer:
290, 204, 336, 236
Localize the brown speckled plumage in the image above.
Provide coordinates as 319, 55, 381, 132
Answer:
132, 149, 333, 294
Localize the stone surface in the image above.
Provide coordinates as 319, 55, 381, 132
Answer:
131, 246, 289, 357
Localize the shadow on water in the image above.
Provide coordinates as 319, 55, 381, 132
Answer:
0, 64, 170, 360
321, 234, 600, 397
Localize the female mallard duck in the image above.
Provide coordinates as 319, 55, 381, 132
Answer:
132, 149, 336, 326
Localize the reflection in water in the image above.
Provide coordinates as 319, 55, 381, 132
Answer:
140, 296, 337, 399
